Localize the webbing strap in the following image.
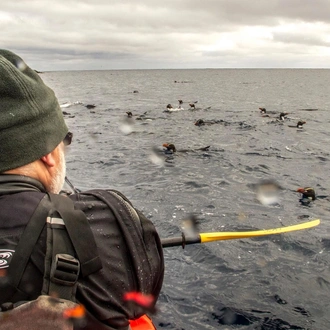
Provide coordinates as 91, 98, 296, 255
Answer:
47, 194, 102, 277
42, 212, 79, 301
1, 195, 51, 302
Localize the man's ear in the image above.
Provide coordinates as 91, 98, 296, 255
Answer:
41, 149, 57, 167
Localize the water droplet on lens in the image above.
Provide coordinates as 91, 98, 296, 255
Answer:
119, 118, 135, 135
149, 147, 164, 166
256, 180, 282, 206
16, 59, 27, 71
181, 215, 199, 237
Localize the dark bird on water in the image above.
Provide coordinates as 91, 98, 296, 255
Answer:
195, 119, 209, 126
297, 187, 316, 200
288, 120, 306, 128
125, 111, 152, 120
162, 143, 210, 154
85, 104, 96, 109
266, 112, 290, 124
259, 107, 278, 116
297, 120, 306, 128
195, 119, 205, 126
279, 112, 289, 120
162, 143, 176, 153
194, 118, 226, 126
297, 187, 316, 205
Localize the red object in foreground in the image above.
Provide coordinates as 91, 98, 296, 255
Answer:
63, 304, 86, 319
124, 291, 157, 329
123, 291, 155, 309
129, 314, 156, 330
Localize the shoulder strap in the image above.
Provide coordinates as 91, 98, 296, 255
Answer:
47, 193, 102, 277
1, 194, 51, 302
42, 208, 80, 301
42, 193, 102, 301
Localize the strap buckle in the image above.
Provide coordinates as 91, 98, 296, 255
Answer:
50, 254, 80, 286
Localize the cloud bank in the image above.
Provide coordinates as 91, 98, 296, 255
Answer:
1, 0, 329, 70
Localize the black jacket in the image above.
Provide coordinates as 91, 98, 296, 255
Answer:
0, 174, 164, 329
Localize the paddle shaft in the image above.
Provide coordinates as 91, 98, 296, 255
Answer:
161, 234, 201, 248
161, 219, 320, 248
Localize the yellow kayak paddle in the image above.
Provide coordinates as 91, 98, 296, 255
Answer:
161, 219, 320, 248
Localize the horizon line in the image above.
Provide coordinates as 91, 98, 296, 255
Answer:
37, 67, 330, 73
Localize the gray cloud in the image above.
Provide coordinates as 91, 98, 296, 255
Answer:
273, 31, 330, 47
1, 0, 330, 70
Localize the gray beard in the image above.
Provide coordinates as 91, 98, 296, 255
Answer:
49, 148, 66, 194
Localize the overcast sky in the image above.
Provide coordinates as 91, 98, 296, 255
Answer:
1, 0, 330, 71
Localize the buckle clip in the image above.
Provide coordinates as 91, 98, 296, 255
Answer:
50, 254, 80, 286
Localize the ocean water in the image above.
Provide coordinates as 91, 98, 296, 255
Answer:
42, 69, 330, 329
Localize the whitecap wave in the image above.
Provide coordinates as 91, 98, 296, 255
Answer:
60, 101, 83, 108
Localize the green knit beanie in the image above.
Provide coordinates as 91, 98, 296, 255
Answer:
0, 49, 68, 173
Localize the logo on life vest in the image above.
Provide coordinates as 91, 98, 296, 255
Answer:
0, 249, 14, 269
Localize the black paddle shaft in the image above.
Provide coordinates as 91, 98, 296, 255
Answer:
161, 233, 201, 248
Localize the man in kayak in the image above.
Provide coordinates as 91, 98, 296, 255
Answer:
0, 49, 164, 329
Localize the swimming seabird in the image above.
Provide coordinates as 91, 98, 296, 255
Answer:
195, 119, 205, 126
288, 120, 306, 128
297, 187, 316, 205
194, 118, 227, 126
164, 104, 185, 112
297, 187, 316, 201
259, 107, 278, 116
297, 120, 306, 128
162, 143, 176, 153
279, 112, 289, 120
162, 143, 210, 154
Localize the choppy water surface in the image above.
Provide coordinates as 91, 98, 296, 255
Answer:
43, 69, 330, 329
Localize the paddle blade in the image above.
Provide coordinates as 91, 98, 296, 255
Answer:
200, 219, 320, 243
